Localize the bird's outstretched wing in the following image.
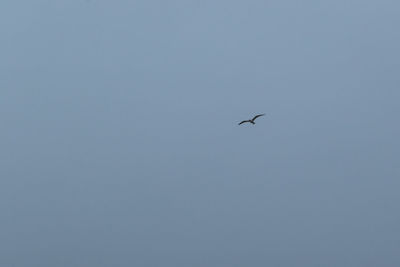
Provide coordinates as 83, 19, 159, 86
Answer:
252, 113, 265, 121
238, 120, 250, 125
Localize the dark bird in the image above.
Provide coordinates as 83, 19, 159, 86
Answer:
238, 113, 266, 125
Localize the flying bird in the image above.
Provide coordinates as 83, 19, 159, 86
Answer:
238, 113, 266, 125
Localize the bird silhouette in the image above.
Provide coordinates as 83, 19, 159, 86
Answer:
238, 114, 265, 125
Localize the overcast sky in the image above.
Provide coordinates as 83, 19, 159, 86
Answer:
1, 0, 399, 266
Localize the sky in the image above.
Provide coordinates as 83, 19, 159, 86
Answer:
1, 0, 399, 266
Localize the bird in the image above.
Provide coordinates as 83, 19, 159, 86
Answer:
238, 113, 266, 125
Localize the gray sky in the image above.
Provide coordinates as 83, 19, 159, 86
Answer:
1, 0, 399, 266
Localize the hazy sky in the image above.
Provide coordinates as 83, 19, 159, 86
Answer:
1, 0, 399, 266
